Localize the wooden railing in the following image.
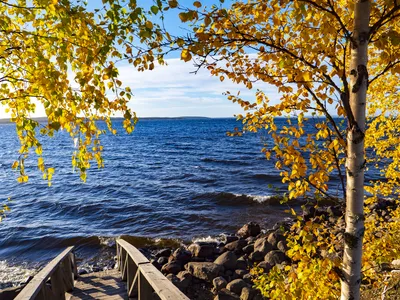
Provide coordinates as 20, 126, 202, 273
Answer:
15, 247, 77, 300
116, 239, 189, 300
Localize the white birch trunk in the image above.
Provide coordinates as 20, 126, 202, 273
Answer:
341, 1, 371, 299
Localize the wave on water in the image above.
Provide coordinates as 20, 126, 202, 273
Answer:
193, 192, 285, 206
201, 157, 252, 166
0, 261, 36, 289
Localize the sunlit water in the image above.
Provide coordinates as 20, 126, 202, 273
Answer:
0, 118, 378, 288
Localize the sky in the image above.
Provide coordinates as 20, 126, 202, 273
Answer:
0, 0, 279, 119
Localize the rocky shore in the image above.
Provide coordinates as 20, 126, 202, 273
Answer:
3, 198, 400, 300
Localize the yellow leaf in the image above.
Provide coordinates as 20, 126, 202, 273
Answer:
181, 49, 192, 62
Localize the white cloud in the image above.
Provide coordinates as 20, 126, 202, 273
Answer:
0, 57, 280, 119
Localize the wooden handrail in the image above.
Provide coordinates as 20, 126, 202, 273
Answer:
16, 246, 77, 300
116, 239, 189, 300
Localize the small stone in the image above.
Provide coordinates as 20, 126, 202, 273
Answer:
166, 273, 180, 284
253, 237, 273, 255
215, 251, 238, 270
227, 279, 248, 295
155, 248, 172, 258
177, 271, 192, 289
277, 240, 288, 253
157, 256, 169, 266
161, 262, 182, 274
235, 269, 248, 278
213, 276, 228, 292
214, 288, 240, 300
237, 222, 261, 238
257, 261, 272, 273
240, 287, 256, 300
391, 259, 400, 269
242, 244, 254, 254
249, 251, 264, 262
225, 240, 247, 253
185, 262, 222, 282
151, 259, 161, 270
242, 274, 253, 285
267, 232, 285, 249
264, 251, 289, 266
236, 258, 248, 270
222, 235, 239, 244
172, 247, 192, 264
189, 243, 215, 258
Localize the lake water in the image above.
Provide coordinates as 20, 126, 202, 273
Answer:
0, 117, 357, 287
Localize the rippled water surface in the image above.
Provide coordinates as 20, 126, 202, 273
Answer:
0, 118, 351, 286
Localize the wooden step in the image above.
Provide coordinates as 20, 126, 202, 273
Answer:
66, 269, 129, 300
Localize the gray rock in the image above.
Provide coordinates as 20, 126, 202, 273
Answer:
242, 273, 253, 284
225, 239, 247, 253
253, 237, 273, 255
267, 232, 285, 249
177, 271, 192, 289
157, 256, 169, 266
277, 240, 288, 253
392, 259, 400, 269
166, 273, 180, 284
236, 258, 248, 270
249, 251, 264, 262
185, 262, 222, 281
237, 222, 261, 238
214, 288, 241, 300
257, 261, 273, 273
222, 235, 239, 244
235, 269, 248, 278
240, 287, 256, 300
155, 248, 172, 258
161, 262, 182, 274
215, 251, 238, 270
189, 243, 215, 258
171, 247, 192, 264
213, 276, 228, 291
227, 279, 248, 295
264, 250, 289, 266
242, 244, 254, 254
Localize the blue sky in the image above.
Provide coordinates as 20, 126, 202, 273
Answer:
0, 0, 279, 119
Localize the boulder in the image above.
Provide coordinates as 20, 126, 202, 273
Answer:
236, 258, 248, 270
242, 273, 253, 285
242, 244, 254, 254
253, 237, 273, 255
227, 279, 248, 295
189, 243, 215, 258
214, 288, 241, 300
177, 271, 192, 289
257, 261, 273, 273
237, 222, 261, 238
155, 248, 172, 258
213, 276, 228, 292
267, 232, 285, 249
214, 251, 238, 270
264, 250, 289, 266
157, 256, 169, 266
249, 251, 264, 262
222, 235, 239, 244
225, 239, 247, 253
240, 287, 256, 300
235, 269, 248, 278
392, 259, 400, 269
185, 262, 222, 281
170, 247, 192, 265
151, 259, 161, 270
161, 262, 182, 274
277, 240, 288, 253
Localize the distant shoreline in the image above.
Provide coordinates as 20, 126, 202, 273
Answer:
0, 116, 222, 124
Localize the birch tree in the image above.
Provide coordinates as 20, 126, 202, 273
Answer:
157, 0, 400, 298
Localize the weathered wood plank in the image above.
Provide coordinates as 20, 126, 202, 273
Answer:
138, 263, 189, 300
51, 265, 65, 300
68, 269, 128, 300
15, 247, 75, 300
